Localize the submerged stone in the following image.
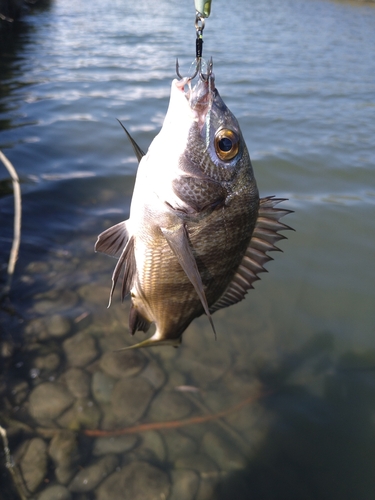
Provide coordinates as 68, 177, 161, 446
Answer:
63, 331, 98, 367
163, 430, 198, 462
147, 391, 192, 421
64, 368, 91, 399
38, 484, 72, 500
140, 358, 167, 389
110, 377, 154, 426
45, 314, 71, 338
175, 453, 219, 474
33, 290, 78, 315
96, 461, 170, 500
91, 371, 116, 404
99, 349, 146, 379
92, 435, 138, 456
18, 438, 48, 493
57, 398, 101, 430
48, 430, 80, 485
177, 346, 231, 386
69, 454, 119, 493
140, 430, 167, 462
202, 431, 247, 471
169, 469, 200, 500
29, 382, 74, 423
33, 352, 61, 373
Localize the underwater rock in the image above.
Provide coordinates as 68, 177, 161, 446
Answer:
63, 331, 98, 367
29, 382, 74, 423
48, 430, 80, 485
9, 380, 29, 405
33, 352, 61, 373
175, 453, 219, 474
25, 261, 50, 274
177, 346, 231, 386
202, 431, 247, 470
96, 461, 170, 500
77, 283, 112, 305
140, 430, 167, 462
91, 371, 116, 404
169, 469, 200, 500
38, 484, 72, 500
98, 331, 130, 352
57, 398, 101, 430
45, 314, 71, 338
92, 435, 138, 456
163, 430, 198, 461
147, 391, 192, 421
64, 368, 91, 399
24, 318, 49, 341
196, 475, 219, 500
18, 437, 48, 493
33, 290, 78, 315
110, 377, 154, 426
139, 358, 167, 389
69, 454, 119, 493
99, 349, 146, 379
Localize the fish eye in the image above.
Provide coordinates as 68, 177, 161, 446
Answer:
214, 129, 240, 161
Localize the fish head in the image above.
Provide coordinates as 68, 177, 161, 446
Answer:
179, 66, 255, 184
146, 63, 255, 193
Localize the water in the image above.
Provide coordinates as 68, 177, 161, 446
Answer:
0, 0, 374, 498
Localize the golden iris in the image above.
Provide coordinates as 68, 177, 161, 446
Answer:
214, 129, 239, 161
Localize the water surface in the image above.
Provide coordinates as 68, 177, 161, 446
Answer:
0, 0, 374, 499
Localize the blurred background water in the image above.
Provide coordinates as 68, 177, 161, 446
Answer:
0, 0, 374, 499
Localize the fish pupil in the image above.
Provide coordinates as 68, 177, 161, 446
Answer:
219, 137, 233, 152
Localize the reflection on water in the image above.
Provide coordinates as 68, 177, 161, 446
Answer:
1, 0, 374, 499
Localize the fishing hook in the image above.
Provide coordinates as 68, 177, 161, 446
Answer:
175, 12, 208, 81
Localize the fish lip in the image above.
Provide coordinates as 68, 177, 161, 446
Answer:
187, 74, 215, 108
184, 74, 216, 128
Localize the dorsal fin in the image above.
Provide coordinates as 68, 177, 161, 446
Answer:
95, 220, 129, 258
117, 119, 145, 163
108, 236, 136, 307
209, 196, 293, 314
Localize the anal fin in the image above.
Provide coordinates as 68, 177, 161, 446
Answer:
161, 224, 217, 339
129, 304, 151, 335
210, 196, 293, 314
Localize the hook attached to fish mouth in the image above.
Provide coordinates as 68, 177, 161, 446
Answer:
176, 11, 213, 83
175, 56, 214, 82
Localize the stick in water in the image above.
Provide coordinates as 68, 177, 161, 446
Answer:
0, 151, 22, 299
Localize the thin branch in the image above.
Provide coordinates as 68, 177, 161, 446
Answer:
0, 425, 28, 500
83, 390, 268, 438
0, 151, 22, 299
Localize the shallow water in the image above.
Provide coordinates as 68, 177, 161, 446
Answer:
0, 0, 374, 499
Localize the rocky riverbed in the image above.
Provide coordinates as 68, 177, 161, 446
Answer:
0, 235, 271, 500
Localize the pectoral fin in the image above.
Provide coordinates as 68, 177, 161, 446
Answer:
95, 220, 129, 258
161, 224, 217, 339
108, 236, 136, 307
210, 196, 293, 314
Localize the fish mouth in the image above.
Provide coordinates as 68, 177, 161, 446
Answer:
175, 59, 216, 128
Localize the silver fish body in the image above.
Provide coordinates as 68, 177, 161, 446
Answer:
96, 69, 291, 348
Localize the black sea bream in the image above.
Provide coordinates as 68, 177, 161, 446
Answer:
96, 67, 292, 348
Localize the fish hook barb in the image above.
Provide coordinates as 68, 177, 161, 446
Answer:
175, 11, 212, 82
175, 56, 213, 82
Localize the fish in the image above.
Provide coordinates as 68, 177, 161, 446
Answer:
95, 62, 292, 349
